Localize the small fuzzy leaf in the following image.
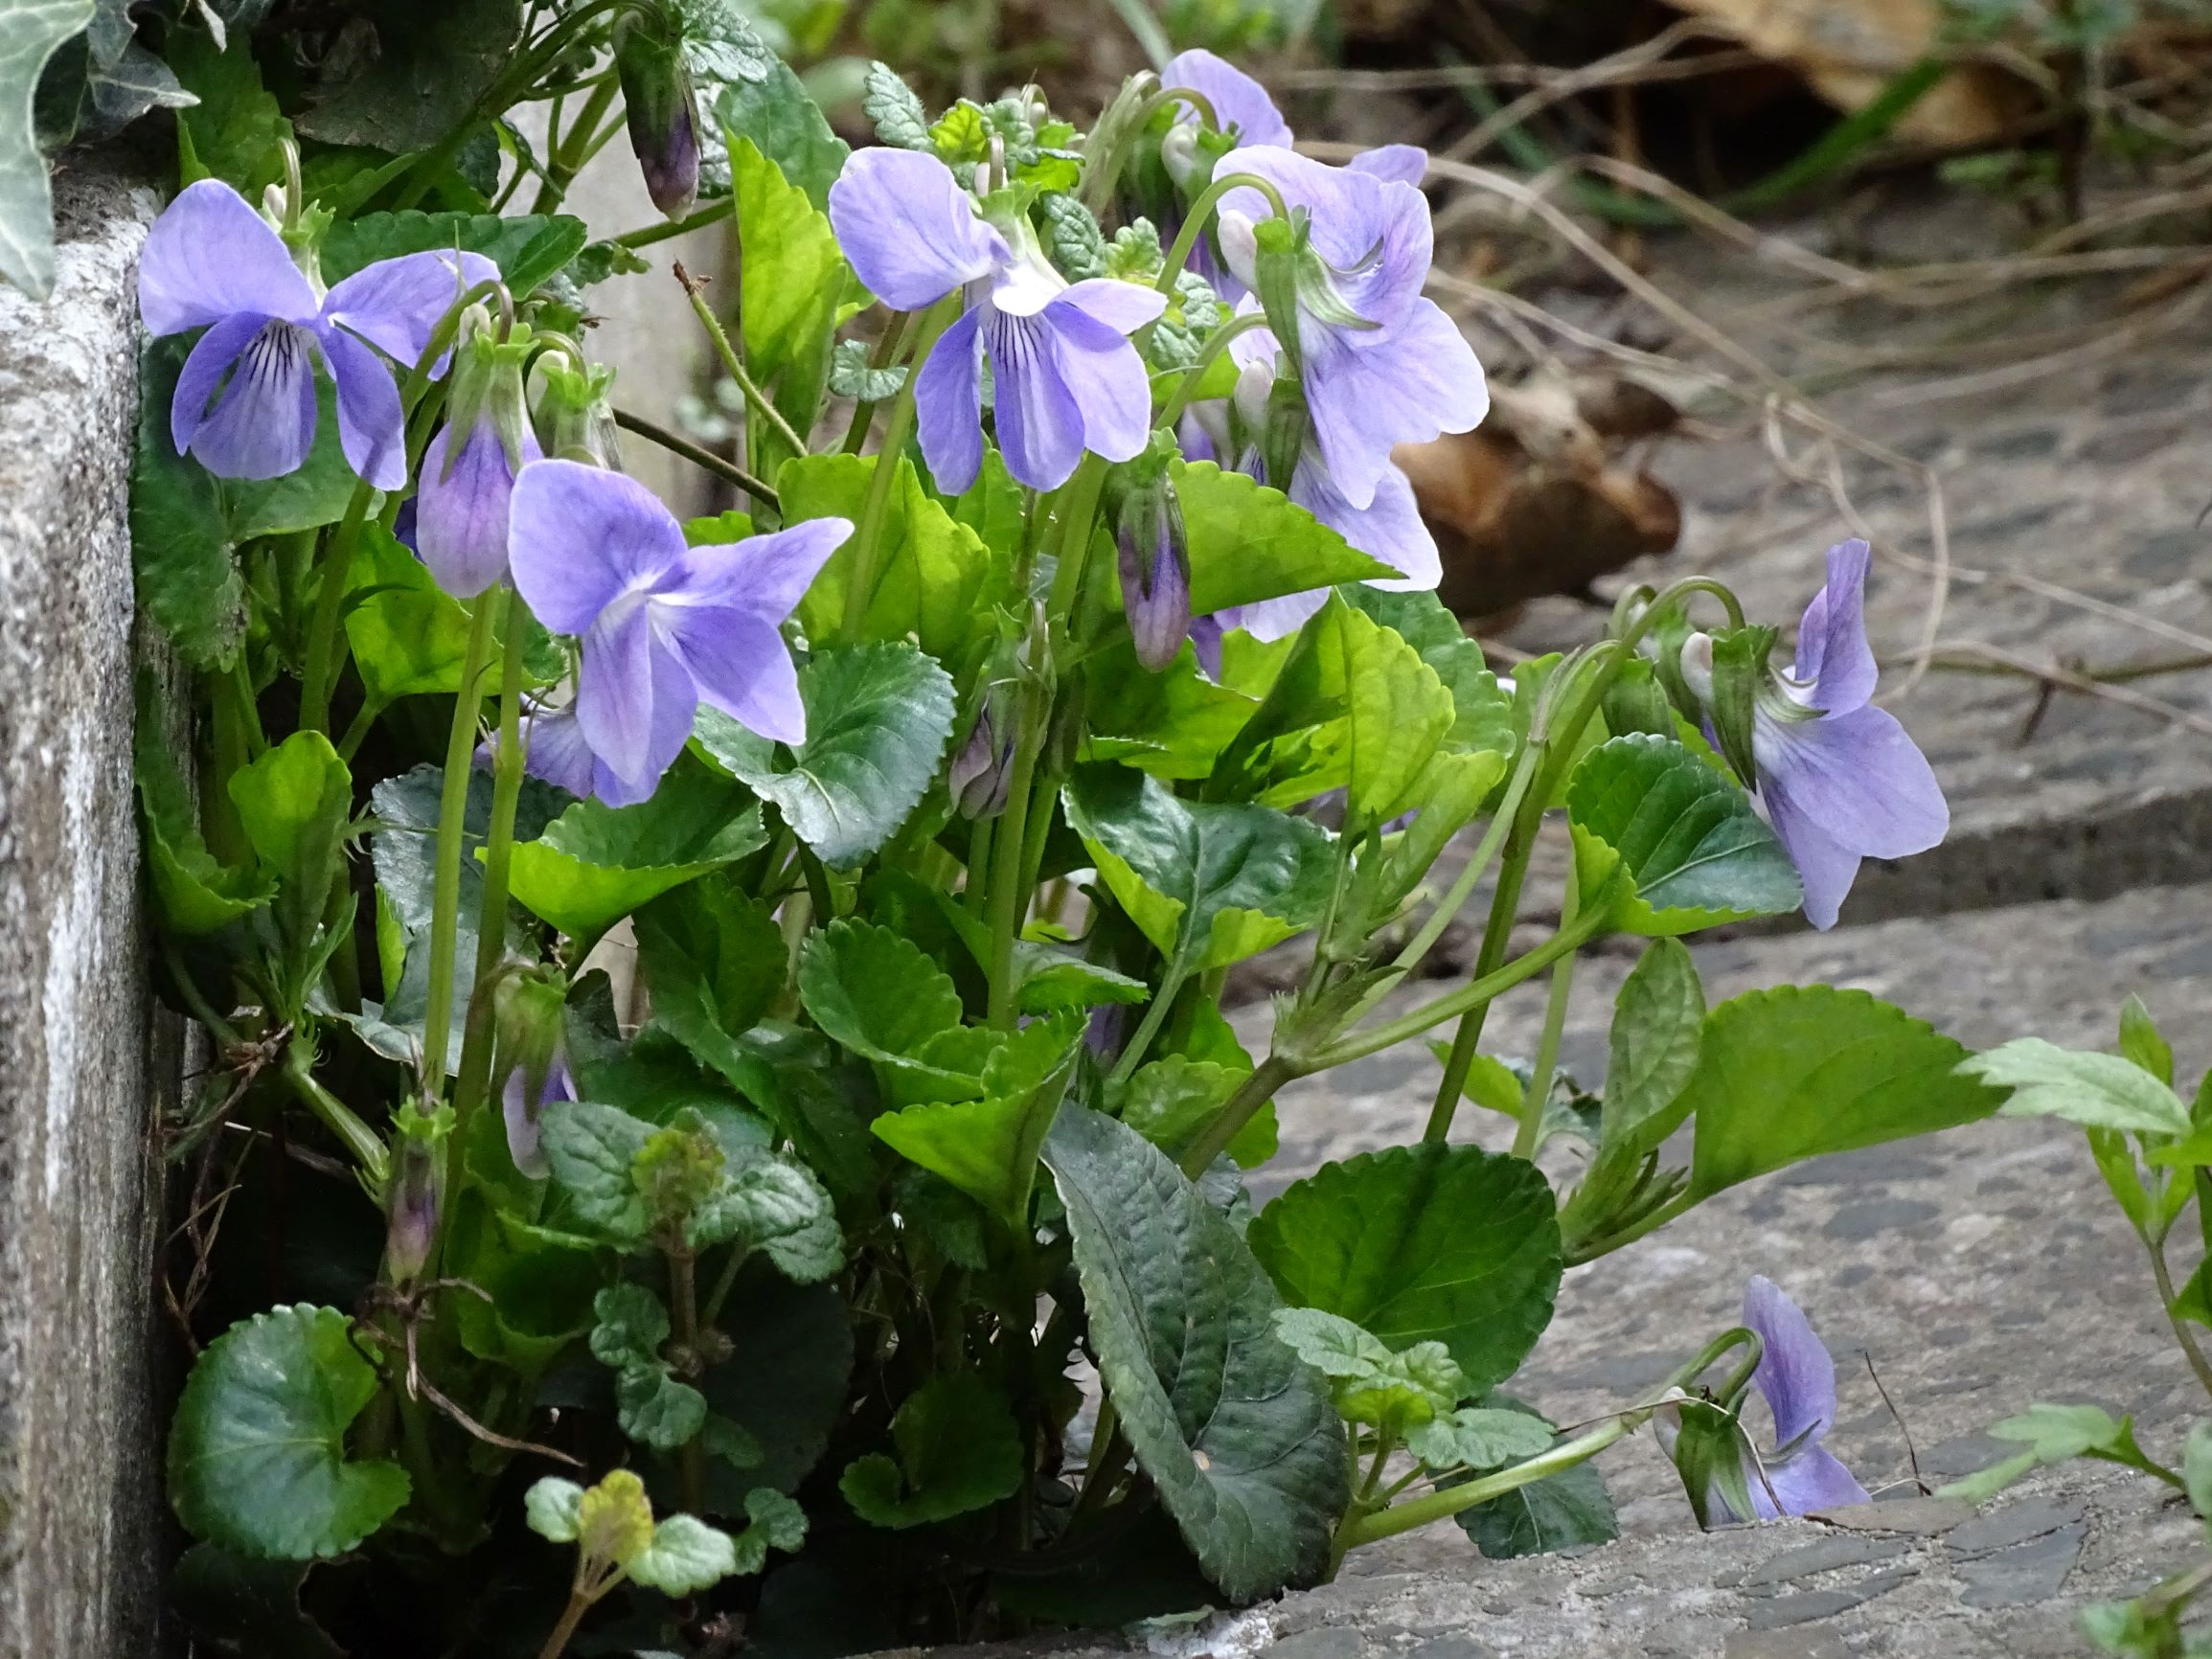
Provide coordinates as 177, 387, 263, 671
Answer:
539, 1101, 657, 1239
525, 1477, 584, 1543
860, 60, 929, 150
1407, 1407, 1557, 1471
627, 1514, 738, 1596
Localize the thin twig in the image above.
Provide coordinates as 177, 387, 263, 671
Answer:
611, 407, 780, 508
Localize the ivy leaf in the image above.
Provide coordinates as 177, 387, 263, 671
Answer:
169, 1305, 411, 1559
829, 337, 905, 401
1567, 734, 1802, 935
839, 1373, 1024, 1529
695, 643, 955, 868
1958, 1039, 2193, 1137
627, 1514, 739, 1596
525, 1477, 583, 1543
131, 338, 244, 666
507, 762, 765, 944
1171, 460, 1397, 616
871, 1015, 1082, 1225
0, 0, 97, 298
860, 59, 930, 150
1601, 938, 1704, 1148
782, 452, 1009, 664
694, 1149, 843, 1280
733, 1488, 808, 1571
1117, 1056, 1275, 1170
539, 1101, 656, 1239
321, 210, 586, 296
1044, 1107, 1346, 1601
1683, 987, 2006, 1200
1406, 1407, 1556, 1471
617, 1365, 709, 1451
1062, 765, 1334, 978
1248, 1143, 1562, 1393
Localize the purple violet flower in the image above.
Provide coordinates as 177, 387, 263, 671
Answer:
827, 148, 1168, 492
1162, 49, 1293, 150
502, 1052, 573, 1180
139, 178, 496, 489
476, 694, 606, 801
1659, 1276, 1869, 1525
1681, 540, 1949, 930
506, 460, 850, 807
415, 307, 542, 597
1213, 147, 1487, 510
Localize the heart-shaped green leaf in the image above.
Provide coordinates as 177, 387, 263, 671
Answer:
1172, 460, 1397, 615
1248, 1143, 1561, 1392
839, 1373, 1023, 1530
1044, 1107, 1345, 1601
169, 1305, 410, 1559
1566, 733, 1802, 934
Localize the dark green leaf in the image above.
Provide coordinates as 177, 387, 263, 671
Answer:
838, 1373, 1023, 1529
798, 917, 966, 1073
131, 337, 244, 666
507, 762, 765, 943
1451, 1398, 1618, 1558
1083, 635, 1261, 781
1601, 938, 1704, 1148
1062, 764, 1334, 976
135, 686, 274, 932
1684, 987, 2005, 1199
1044, 1106, 1345, 1601
697, 1268, 853, 1503
694, 642, 955, 867
171, 1544, 343, 1659
1014, 944, 1149, 1016
167, 23, 291, 197
1566, 734, 1802, 934
717, 57, 847, 208
1248, 1143, 1561, 1392
321, 210, 587, 296
636, 877, 785, 1044
169, 1305, 410, 1558
1173, 460, 1397, 615
293, 0, 523, 154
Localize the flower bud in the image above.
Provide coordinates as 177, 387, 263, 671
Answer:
533, 355, 624, 470
1160, 122, 1203, 191
614, 14, 700, 219
418, 307, 541, 597
1117, 477, 1191, 671
492, 966, 570, 1177
1654, 1390, 1761, 1531
949, 702, 1014, 820
384, 1101, 453, 1286
1259, 372, 1311, 496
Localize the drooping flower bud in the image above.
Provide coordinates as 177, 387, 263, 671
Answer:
1258, 371, 1311, 496
383, 1100, 453, 1286
1654, 1390, 1762, 1531
614, 12, 700, 219
1160, 121, 1204, 191
949, 702, 1014, 820
492, 966, 570, 1178
533, 354, 624, 470
417, 306, 541, 598
1116, 473, 1191, 670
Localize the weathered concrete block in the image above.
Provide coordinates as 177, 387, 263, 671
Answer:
0, 154, 167, 1654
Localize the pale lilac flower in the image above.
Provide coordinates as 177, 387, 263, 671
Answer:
507, 461, 849, 807
415, 308, 541, 597
827, 148, 1167, 492
503, 1053, 573, 1179
1682, 540, 1948, 930
1215, 148, 1487, 509
1659, 1277, 1868, 1525
139, 178, 496, 489
1162, 48, 1293, 150
476, 695, 606, 802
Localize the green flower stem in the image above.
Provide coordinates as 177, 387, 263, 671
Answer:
452, 589, 530, 1132
1156, 172, 1292, 293
1562, 1188, 1696, 1265
839, 310, 913, 454
1152, 311, 1272, 430
965, 817, 995, 918
844, 298, 960, 634
611, 406, 780, 508
1512, 872, 1582, 1160
420, 598, 501, 1093
1046, 454, 1111, 625
534, 1589, 594, 1659
676, 267, 810, 461
1339, 1414, 1632, 1550
668, 1242, 709, 1515
529, 77, 621, 215
1179, 1052, 1298, 1177
699, 1241, 751, 1329
1327, 1434, 1401, 1578
1106, 963, 1187, 1089
282, 1046, 389, 1187
1319, 905, 1609, 1072
984, 704, 1047, 1030
334, 696, 388, 764
2145, 1228, 2212, 1399
1421, 804, 1542, 1141
614, 199, 732, 249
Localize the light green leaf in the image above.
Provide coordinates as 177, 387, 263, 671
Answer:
1938, 1402, 2167, 1504
695, 642, 955, 867
131, 338, 244, 666
1340, 587, 1515, 756
1013, 945, 1150, 1015
1172, 460, 1396, 615
343, 522, 477, 705
1960, 1039, 2192, 1138
321, 210, 586, 295
838, 1372, 1024, 1530
2119, 994, 2175, 1087
1316, 598, 1458, 830
1567, 734, 1802, 935
1602, 938, 1704, 1148
0, 0, 97, 298
872, 1015, 1081, 1223
1044, 1106, 1346, 1601
1406, 1407, 1556, 1471
1270, 1307, 1465, 1433
731, 135, 852, 466
539, 1100, 656, 1239
798, 917, 968, 1078
524, 1477, 583, 1543
1117, 1056, 1276, 1170
1683, 988, 2005, 1200
506, 763, 765, 943
2186, 1421, 2212, 1522
782, 452, 1008, 663
168, 1305, 411, 1558
1082, 636, 1261, 782
134, 690, 274, 933
1248, 1143, 1562, 1392
627, 1513, 740, 1596
1062, 765, 1334, 977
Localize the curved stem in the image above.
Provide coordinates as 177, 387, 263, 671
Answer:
1157, 171, 1292, 293
614, 200, 732, 248
1512, 871, 1581, 1159
1106, 964, 1187, 1089
1180, 1053, 1297, 1177
453, 590, 529, 1130
611, 407, 779, 507
1153, 311, 1271, 429
420, 599, 500, 1092
282, 1047, 389, 1186
676, 265, 810, 459
2148, 1233, 2212, 1399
